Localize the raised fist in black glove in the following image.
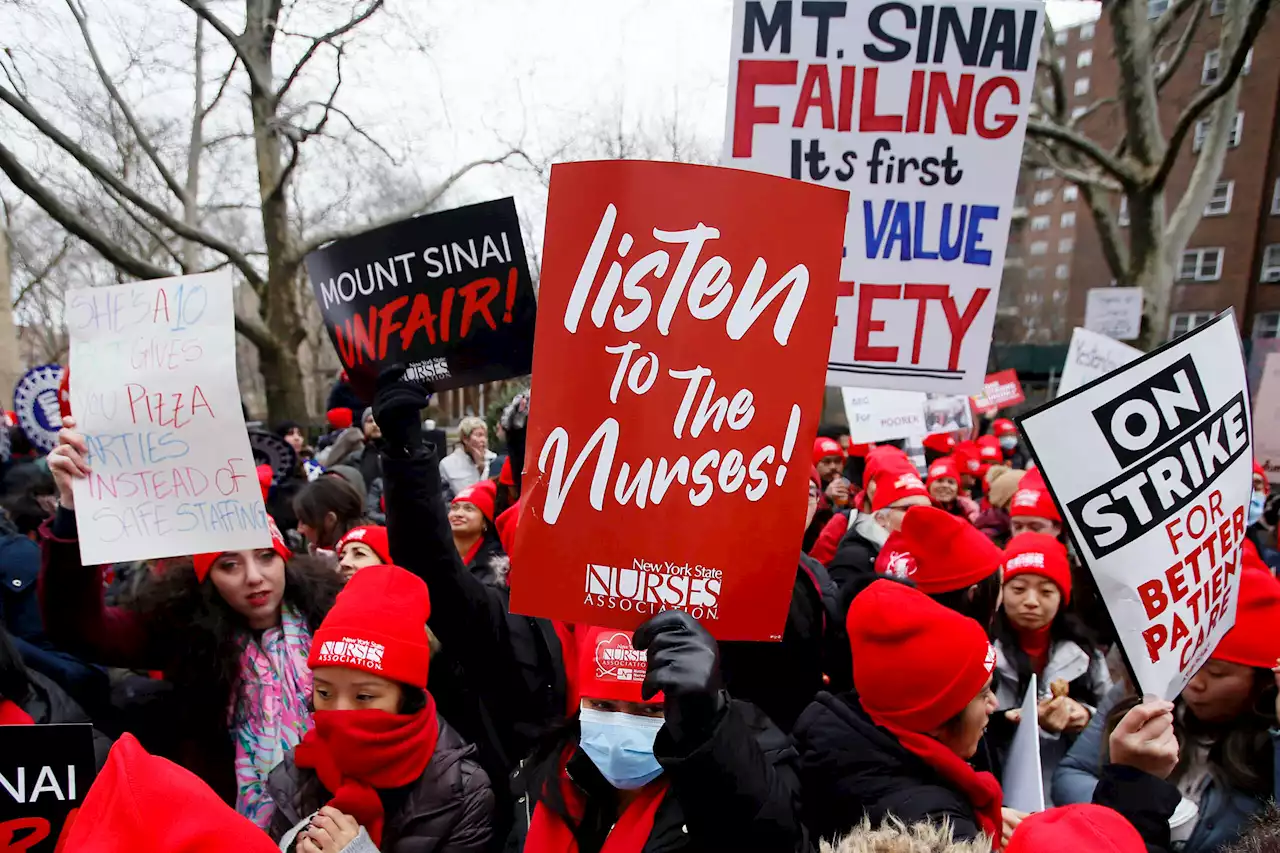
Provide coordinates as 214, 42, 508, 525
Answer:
500, 390, 530, 434
634, 610, 727, 743
372, 365, 431, 453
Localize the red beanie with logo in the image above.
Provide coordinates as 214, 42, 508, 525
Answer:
577, 625, 662, 705
335, 525, 391, 564
1002, 533, 1072, 603
1006, 804, 1146, 853
876, 531, 918, 580
813, 437, 845, 466
863, 445, 915, 490
927, 456, 961, 487
849, 579, 996, 732
953, 440, 982, 476
871, 467, 929, 512
898, 505, 1004, 595
452, 479, 497, 523
992, 418, 1018, 438
59, 733, 281, 853
1010, 467, 1062, 522
310, 564, 432, 688
922, 432, 956, 455
977, 435, 1003, 465
1210, 567, 1280, 668
326, 407, 353, 430
847, 441, 876, 458
192, 516, 292, 583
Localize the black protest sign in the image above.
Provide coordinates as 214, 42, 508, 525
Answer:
305, 198, 536, 397
0, 724, 96, 852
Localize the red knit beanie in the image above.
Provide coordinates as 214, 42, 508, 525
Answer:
1210, 567, 1280, 668
577, 625, 662, 705
953, 440, 982, 476
256, 464, 273, 502
813, 437, 845, 466
992, 419, 1018, 438
847, 441, 876, 458
1253, 460, 1269, 495
898, 505, 1004, 595
1006, 804, 1146, 853
59, 734, 280, 853
871, 467, 930, 512
1010, 467, 1062, 522
849, 580, 996, 732
927, 456, 961, 487
192, 515, 292, 583
922, 433, 956, 455
499, 456, 516, 486
496, 499, 520, 555
327, 407, 353, 430
335, 525, 391, 564
862, 445, 913, 489
310, 564, 432, 688
876, 531, 918, 579
977, 435, 1003, 465
1002, 533, 1072, 603
452, 479, 497, 523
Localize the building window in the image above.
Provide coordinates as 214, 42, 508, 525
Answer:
1118, 197, 1130, 226
1055, 264, 1071, 279
1244, 48, 1253, 75
1033, 189, 1054, 205
1029, 241, 1049, 256
1255, 312, 1280, 339
1204, 180, 1234, 216
1231, 112, 1244, 146
1028, 266, 1046, 280
1063, 185, 1079, 202
1061, 211, 1076, 228
1055, 30, 1068, 45
1034, 167, 1054, 181
1075, 77, 1091, 96
1149, 0, 1169, 17
1030, 215, 1050, 231
1055, 57, 1066, 71
1263, 245, 1280, 283
1273, 179, 1280, 215
1077, 49, 1093, 68
1203, 50, 1221, 84
1193, 112, 1244, 152
1058, 238, 1074, 253
1210, 0, 1225, 14
1169, 312, 1215, 340
1178, 247, 1224, 281
1071, 105, 1088, 120
1080, 22, 1095, 40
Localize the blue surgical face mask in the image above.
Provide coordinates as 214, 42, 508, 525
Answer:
1249, 490, 1265, 527
998, 436, 1018, 452
579, 707, 664, 790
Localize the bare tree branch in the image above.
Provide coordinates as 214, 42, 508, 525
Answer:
10, 236, 72, 309
201, 56, 239, 120
276, 0, 383, 99
1070, 97, 1118, 129
1027, 118, 1135, 185
175, 0, 273, 95
1152, 0, 1201, 43
1027, 138, 1122, 191
1080, 182, 1131, 285
1156, 0, 1206, 90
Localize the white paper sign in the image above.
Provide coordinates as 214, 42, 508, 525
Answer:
1251, 352, 1280, 485
1057, 327, 1142, 397
843, 387, 972, 442
1020, 312, 1251, 699
723, 0, 1043, 393
1084, 287, 1143, 341
66, 271, 271, 565
1002, 674, 1044, 814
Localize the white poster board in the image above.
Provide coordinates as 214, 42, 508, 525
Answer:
1252, 352, 1280, 485
1020, 312, 1251, 699
66, 271, 271, 565
1002, 675, 1045, 814
1084, 287, 1143, 341
723, 0, 1043, 393
842, 387, 972, 443
1057, 327, 1142, 397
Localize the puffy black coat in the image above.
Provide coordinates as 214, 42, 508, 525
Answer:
18, 667, 114, 768
267, 715, 494, 853
825, 514, 884, 618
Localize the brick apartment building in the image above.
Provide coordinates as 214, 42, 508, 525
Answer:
996, 2, 1280, 354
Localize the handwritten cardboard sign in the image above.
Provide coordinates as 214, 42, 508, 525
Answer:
842, 387, 971, 443
723, 0, 1042, 393
971, 369, 1025, 414
509, 160, 847, 641
1019, 312, 1251, 699
1085, 287, 1143, 342
65, 271, 271, 565
1057, 327, 1141, 398
305, 198, 536, 398
0, 724, 96, 853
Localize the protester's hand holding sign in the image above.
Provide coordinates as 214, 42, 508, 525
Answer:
296, 807, 361, 853
1108, 700, 1179, 779
47, 415, 92, 510
635, 610, 726, 743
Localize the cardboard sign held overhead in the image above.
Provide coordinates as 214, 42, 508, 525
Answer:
1018, 312, 1252, 699
1058, 327, 1142, 398
306, 198, 536, 398
510, 160, 847, 641
971, 369, 1025, 414
1085, 287, 1143, 342
722, 0, 1043, 393
843, 387, 972, 443
0, 724, 97, 853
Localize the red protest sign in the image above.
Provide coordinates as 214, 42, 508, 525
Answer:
971, 369, 1025, 414
509, 161, 847, 641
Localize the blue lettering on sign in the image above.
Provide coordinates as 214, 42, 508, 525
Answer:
863, 200, 1000, 266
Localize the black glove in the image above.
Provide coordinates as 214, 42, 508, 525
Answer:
372, 365, 431, 453
633, 610, 727, 742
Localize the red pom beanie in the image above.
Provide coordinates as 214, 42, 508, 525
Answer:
452, 479, 497, 523
1210, 567, 1280, 668
310, 564, 432, 688
922, 432, 956, 455
849, 579, 996, 732
327, 407, 354, 430
256, 463, 273, 502
1002, 533, 1072, 603
927, 456, 962, 487
1253, 460, 1269, 494
813, 437, 845, 466
863, 445, 915, 489
992, 418, 1017, 438
871, 467, 929, 512
335, 525, 391, 564
1010, 467, 1062, 522
577, 625, 662, 705
192, 516, 292, 583
953, 440, 982, 476
898, 505, 1005, 594
59, 734, 280, 853
1006, 804, 1146, 853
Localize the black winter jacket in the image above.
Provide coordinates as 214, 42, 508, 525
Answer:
19, 667, 113, 769
507, 700, 805, 853
267, 715, 494, 853
824, 514, 883, 615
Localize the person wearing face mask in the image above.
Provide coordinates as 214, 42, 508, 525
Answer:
927, 456, 980, 523
268, 564, 494, 852
1008, 468, 1063, 540
992, 420, 1030, 469
511, 613, 804, 852
1244, 461, 1280, 574
41, 417, 345, 822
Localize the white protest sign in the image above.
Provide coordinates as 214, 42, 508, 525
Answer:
1001, 675, 1044, 814
1085, 287, 1143, 341
1057, 327, 1142, 397
723, 0, 1043, 393
66, 271, 271, 565
1020, 312, 1251, 699
843, 387, 971, 442
1251, 352, 1280, 484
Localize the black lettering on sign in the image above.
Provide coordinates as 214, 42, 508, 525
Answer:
744, 1, 793, 53
1090, 355, 1210, 469
801, 1, 848, 57
1068, 392, 1249, 557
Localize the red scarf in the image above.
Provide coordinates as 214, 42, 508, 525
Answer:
525, 756, 669, 853
460, 536, 484, 566
1015, 625, 1053, 675
877, 719, 1004, 849
0, 698, 33, 725
293, 702, 439, 846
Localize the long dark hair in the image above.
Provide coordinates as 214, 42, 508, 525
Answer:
524, 716, 608, 849
124, 553, 342, 725
1, 465, 55, 535
293, 477, 367, 548
0, 625, 32, 706
994, 603, 1099, 700
931, 571, 1004, 637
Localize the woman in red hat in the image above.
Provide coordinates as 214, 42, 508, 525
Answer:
268, 564, 494, 852
293, 476, 369, 554
334, 525, 391, 582
991, 535, 1110, 805
1008, 468, 1063, 540
991, 419, 1029, 469
1055, 569, 1280, 853
927, 456, 980, 523
42, 417, 344, 822
449, 479, 508, 586
895, 505, 1007, 636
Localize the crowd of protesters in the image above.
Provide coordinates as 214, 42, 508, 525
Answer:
4, 372, 1280, 853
